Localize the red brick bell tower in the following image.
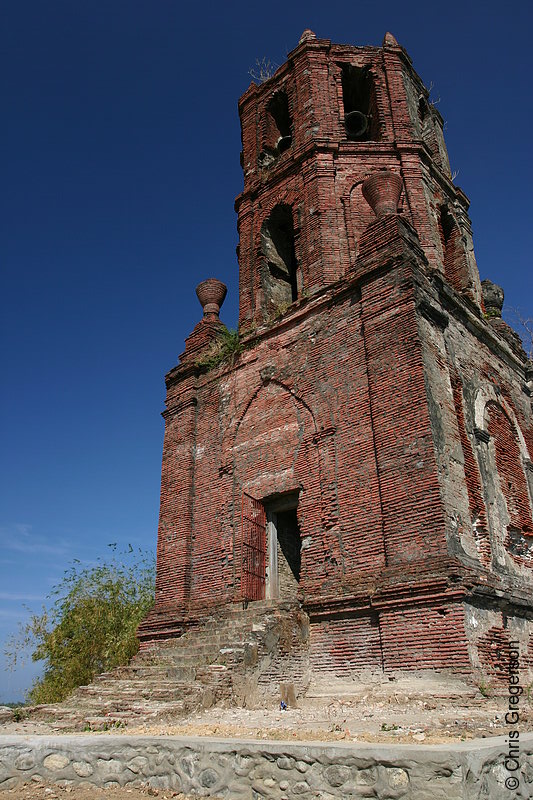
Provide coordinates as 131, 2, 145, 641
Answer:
139, 31, 533, 684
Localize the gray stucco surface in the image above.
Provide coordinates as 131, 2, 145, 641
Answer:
0, 733, 532, 798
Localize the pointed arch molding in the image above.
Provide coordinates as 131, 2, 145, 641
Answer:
223, 378, 339, 528
473, 385, 533, 567
221, 375, 334, 457
256, 187, 301, 222
473, 386, 531, 461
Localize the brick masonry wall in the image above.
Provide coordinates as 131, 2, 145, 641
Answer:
464, 604, 533, 683
310, 615, 383, 675
236, 35, 482, 330
176, 245, 458, 613
414, 268, 533, 676
380, 604, 470, 672
487, 401, 533, 566
450, 371, 491, 566
359, 261, 448, 566
420, 289, 533, 573
187, 291, 380, 605
141, 32, 533, 680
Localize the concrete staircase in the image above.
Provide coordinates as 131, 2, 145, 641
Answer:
28, 601, 309, 731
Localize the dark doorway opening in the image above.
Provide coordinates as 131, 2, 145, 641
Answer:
265, 493, 301, 601
276, 508, 301, 583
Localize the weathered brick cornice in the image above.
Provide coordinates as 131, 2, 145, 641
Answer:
179, 234, 430, 390
469, 584, 533, 618
305, 568, 469, 620
431, 273, 529, 375
161, 396, 197, 420
164, 361, 198, 388
238, 139, 405, 205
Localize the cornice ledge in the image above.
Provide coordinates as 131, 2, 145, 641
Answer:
432, 274, 528, 377
162, 396, 198, 420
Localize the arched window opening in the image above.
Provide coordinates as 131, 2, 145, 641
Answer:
261, 204, 299, 309
418, 95, 429, 123
267, 92, 292, 153
260, 92, 293, 168
339, 64, 379, 141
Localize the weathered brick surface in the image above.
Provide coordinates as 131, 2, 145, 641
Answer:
380, 605, 471, 672
487, 401, 533, 565
139, 32, 533, 682
310, 616, 383, 675
450, 370, 491, 566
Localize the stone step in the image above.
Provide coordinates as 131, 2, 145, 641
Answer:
82, 678, 188, 691
134, 636, 227, 652
168, 649, 246, 665
196, 664, 229, 676
25, 603, 307, 730
81, 702, 190, 726
134, 629, 270, 659
73, 689, 192, 704
106, 664, 171, 674
148, 614, 281, 643
81, 683, 202, 696
69, 701, 190, 716
74, 696, 193, 712
74, 679, 204, 695
154, 635, 252, 653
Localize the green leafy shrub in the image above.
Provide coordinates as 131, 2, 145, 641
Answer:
196, 327, 246, 371
5, 547, 155, 705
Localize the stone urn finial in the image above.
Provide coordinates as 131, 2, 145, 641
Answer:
481, 279, 504, 318
362, 170, 403, 218
196, 278, 227, 319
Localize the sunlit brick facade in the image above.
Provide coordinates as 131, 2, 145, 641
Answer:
139, 31, 533, 680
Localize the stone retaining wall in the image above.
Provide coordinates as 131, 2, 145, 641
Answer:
1, 734, 532, 798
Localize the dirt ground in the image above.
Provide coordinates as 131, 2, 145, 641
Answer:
3, 674, 530, 743
1, 784, 222, 800
2, 675, 531, 798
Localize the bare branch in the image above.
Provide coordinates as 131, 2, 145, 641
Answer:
506, 307, 533, 360
249, 57, 278, 84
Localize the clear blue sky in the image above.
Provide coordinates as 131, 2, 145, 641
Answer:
1, 1, 532, 702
